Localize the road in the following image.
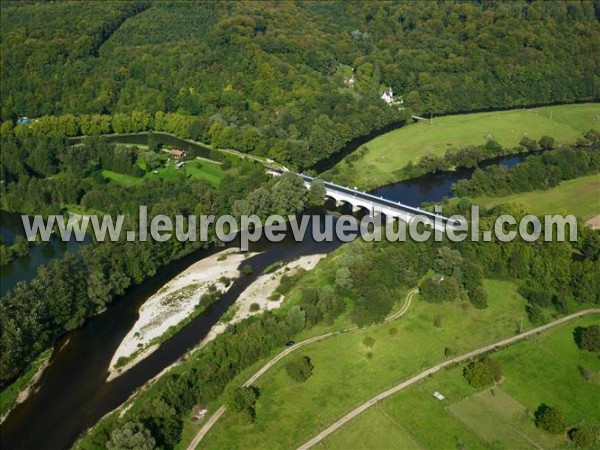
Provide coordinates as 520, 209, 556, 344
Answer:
297, 308, 600, 450
185, 289, 418, 450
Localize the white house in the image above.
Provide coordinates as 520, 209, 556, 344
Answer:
381, 87, 394, 104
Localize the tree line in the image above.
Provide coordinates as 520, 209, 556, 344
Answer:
78, 199, 599, 448
452, 136, 600, 198
2, 1, 598, 169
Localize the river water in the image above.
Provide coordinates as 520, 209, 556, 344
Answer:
0, 133, 531, 450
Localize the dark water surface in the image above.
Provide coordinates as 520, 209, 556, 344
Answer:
0, 133, 533, 449
0, 212, 90, 296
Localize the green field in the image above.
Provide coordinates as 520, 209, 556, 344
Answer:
324, 315, 600, 450
321, 406, 421, 450
326, 103, 599, 190
471, 174, 600, 221
102, 158, 226, 188
201, 280, 533, 449
450, 389, 557, 449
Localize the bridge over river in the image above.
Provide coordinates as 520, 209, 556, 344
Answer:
295, 173, 460, 232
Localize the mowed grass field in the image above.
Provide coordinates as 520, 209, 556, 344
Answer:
323, 314, 600, 450
201, 280, 533, 449
471, 174, 600, 221
102, 158, 225, 188
327, 103, 600, 190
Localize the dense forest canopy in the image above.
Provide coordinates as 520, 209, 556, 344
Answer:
1, 1, 598, 168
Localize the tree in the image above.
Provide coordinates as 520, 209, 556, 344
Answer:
574, 325, 600, 351
468, 285, 488, 309
270, 172, 308, 216
363, 336, 375, 349
568, 426, 596, 448
334, 267, 353, 293
228, 386, 258, 423
142, 152, 162, 170
463, 358, 502, 388
535, 404, 566, 434
285, 355, 313, 382
106, 421, 156, 450
539, 135, 555, 151
433, 247, 463, 277
307, 178, 326, 206
420, 275, 460, 303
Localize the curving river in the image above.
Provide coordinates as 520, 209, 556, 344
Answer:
0, 133, 532, 450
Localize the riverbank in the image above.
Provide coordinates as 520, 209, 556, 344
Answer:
107, 248, 254, 380
324, 103, 599, 190
201, 253, 327, 346
0, 348, 52, 424
75, 252, 328, 445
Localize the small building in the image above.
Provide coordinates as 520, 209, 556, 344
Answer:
175, 161, 186, 169
169, 149, 186, 158
433, 391, 445, 401
17, 116, 30, 125
190, 405, 209, 423
380, 88, 394, 105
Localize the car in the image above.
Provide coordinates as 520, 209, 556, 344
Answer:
285, 340, 295, 347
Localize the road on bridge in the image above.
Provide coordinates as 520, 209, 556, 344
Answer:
297, 308, 600, 450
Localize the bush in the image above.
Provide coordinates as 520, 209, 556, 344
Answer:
463, 358, 502, 388
568, 426, 596, 448
574, 325, 600, 352
362, 336, 375, 349
468, 286, 488, 309
285, 356, 313, 382
228, 386, 258, 424
535, 404, 566, 434
420, 275, 460, 303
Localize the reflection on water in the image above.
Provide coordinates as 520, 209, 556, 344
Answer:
0, 212, 90, 296
0, 133, 536, 449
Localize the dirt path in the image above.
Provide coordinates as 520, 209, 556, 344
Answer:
297, 308, 600, 450
186, 288, 418, 450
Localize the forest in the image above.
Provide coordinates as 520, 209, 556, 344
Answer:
1, 1, 599, 168
0, 122, 327, 383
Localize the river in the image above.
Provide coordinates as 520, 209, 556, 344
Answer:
0, 212, 91, 296
0, 134, 532, 450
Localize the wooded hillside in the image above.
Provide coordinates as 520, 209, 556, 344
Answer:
2, 1, 598, 168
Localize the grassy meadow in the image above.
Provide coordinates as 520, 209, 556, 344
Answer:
102, 158, 226, 188
326, 103, 599, 190
471, 174, 600, 221
201, 280, 533, 449
323, 314, 600, 450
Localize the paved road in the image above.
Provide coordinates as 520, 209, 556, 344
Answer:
185, 289, 418, 450
297, 308, 600, 450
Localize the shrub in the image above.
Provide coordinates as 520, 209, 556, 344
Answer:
535, 404, 566, 434
463, 358, 502, 388
285, 356, 313, 382
574, 325, 600, 352
249, 303, 260, 312
362, 336, 375, 349
568, 427, 596, 448
228, 386, 258, 424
